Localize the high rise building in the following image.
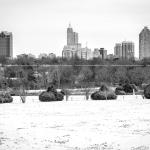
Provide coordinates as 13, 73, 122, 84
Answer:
0, 31, 13, 58
114, 43, 122, 58
62, 24, 93, 60
122, 41, 134, 59
63, 24, 80, 59
67, 24, 74, 45
93, 48, 108, 59
93, 48, 101, 58
139, 26, 150, 59
48, 53, 56, 59
114, 41, 134, 59
73, 32, 78, 44
99, 48, 107, 59
67, 24, 79, 46
77, 47, 92, 60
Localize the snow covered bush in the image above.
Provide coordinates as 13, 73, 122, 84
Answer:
39, 91, 64, 102
115, 86, 126, 95
91, 84, 117, 100
91, 91, 117, 100
122, 83, 133, 93
144, 84, 150, 99
0, 93, 13, 103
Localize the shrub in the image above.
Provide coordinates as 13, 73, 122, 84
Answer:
115, 86, 126, 95
144, 84, 150, 99
91, 91, 117, 100
39, 91, 64, 102
99, 84, 109, 92
39, 91, 56, 102
56, 92, 64, 101
122, 83, 133, 93
0, 93, 13, 103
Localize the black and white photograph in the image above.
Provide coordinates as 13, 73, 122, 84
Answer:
0, 0, 150, 149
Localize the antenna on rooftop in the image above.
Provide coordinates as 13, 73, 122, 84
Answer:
86, 41, 88, 48
69, 22, 71, 28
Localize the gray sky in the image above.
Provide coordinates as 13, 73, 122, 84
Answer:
0, 0, 150, 58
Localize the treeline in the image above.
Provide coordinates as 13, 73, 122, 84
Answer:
0, 54, 150, 90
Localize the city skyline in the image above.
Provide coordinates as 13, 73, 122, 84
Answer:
0, 0, 150, 58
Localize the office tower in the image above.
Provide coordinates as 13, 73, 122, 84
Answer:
73, 32, 78, 44
99, 48, 107, 59
93, 48, 107, 59
107, 54, 114, 60
139, 26, 150, 59
63, 24, 81, 59
0, 31, 13, 58
114, 42, 134, 59
67, 24, 79, 46
77, 47, 92, 60
93, 48, 101, 58
67, 24, 74, 45
48, 53, 56, 59
114, 43, 122, 58
122, 41, 134, 59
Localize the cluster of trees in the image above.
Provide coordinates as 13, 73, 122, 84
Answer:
0, 54, 150, 90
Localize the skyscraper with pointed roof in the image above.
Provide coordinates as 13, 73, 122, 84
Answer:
62, 24, 92, 60
67, 24, 78, 46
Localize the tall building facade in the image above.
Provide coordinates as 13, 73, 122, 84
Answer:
99, 48, 107, 59
122, 41, 134, 59
77, 47, 92, 60
0, 31, 13, 58
67, 24, 78, 46
114, 41, 134, 59
114, 43, 122, 58
93, 48, 101, 58
93, 48, 107, 59
139, 26, 150, 59
62, 24, 92, 60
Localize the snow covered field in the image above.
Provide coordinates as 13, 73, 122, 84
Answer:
0, 96, 150, 150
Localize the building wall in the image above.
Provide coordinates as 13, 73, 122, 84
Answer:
139, 27, 150, 59
76, 47, 92, 60
122, 41, 134, 59
114, 43, 122, 58
73, 32, 78, 44
93, 48, 101, 58
114, 42, 134, 59
99, 48, 107, 59
63, 24, 81, 59
0, 31, 13, 58
67, 26, 74, 45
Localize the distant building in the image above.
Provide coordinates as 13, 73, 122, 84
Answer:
93, 48, 107, 59
77, 47, 92, 60
48, 53, 56, 59
107, 54, 114, 60
38, 53, 47, 58
67, 24, 79, 46
114, 41, 134, 59
99, 48, 107, 59
114, 43, 122, 58
0, 31, 13, 58
62, 24, 80, 59
62, 44, 81, 59
28, 53, 36, 58
93, 48, 101, 58
62, 24, 92, 60
122, 41, 134, 59
139, 26, 150, 59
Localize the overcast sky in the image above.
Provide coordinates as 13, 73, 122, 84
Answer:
0, 0, 150, 58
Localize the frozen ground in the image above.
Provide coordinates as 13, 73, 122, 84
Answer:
0, 96, 150, 150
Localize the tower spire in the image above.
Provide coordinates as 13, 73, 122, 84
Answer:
69, 22, 71, 28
